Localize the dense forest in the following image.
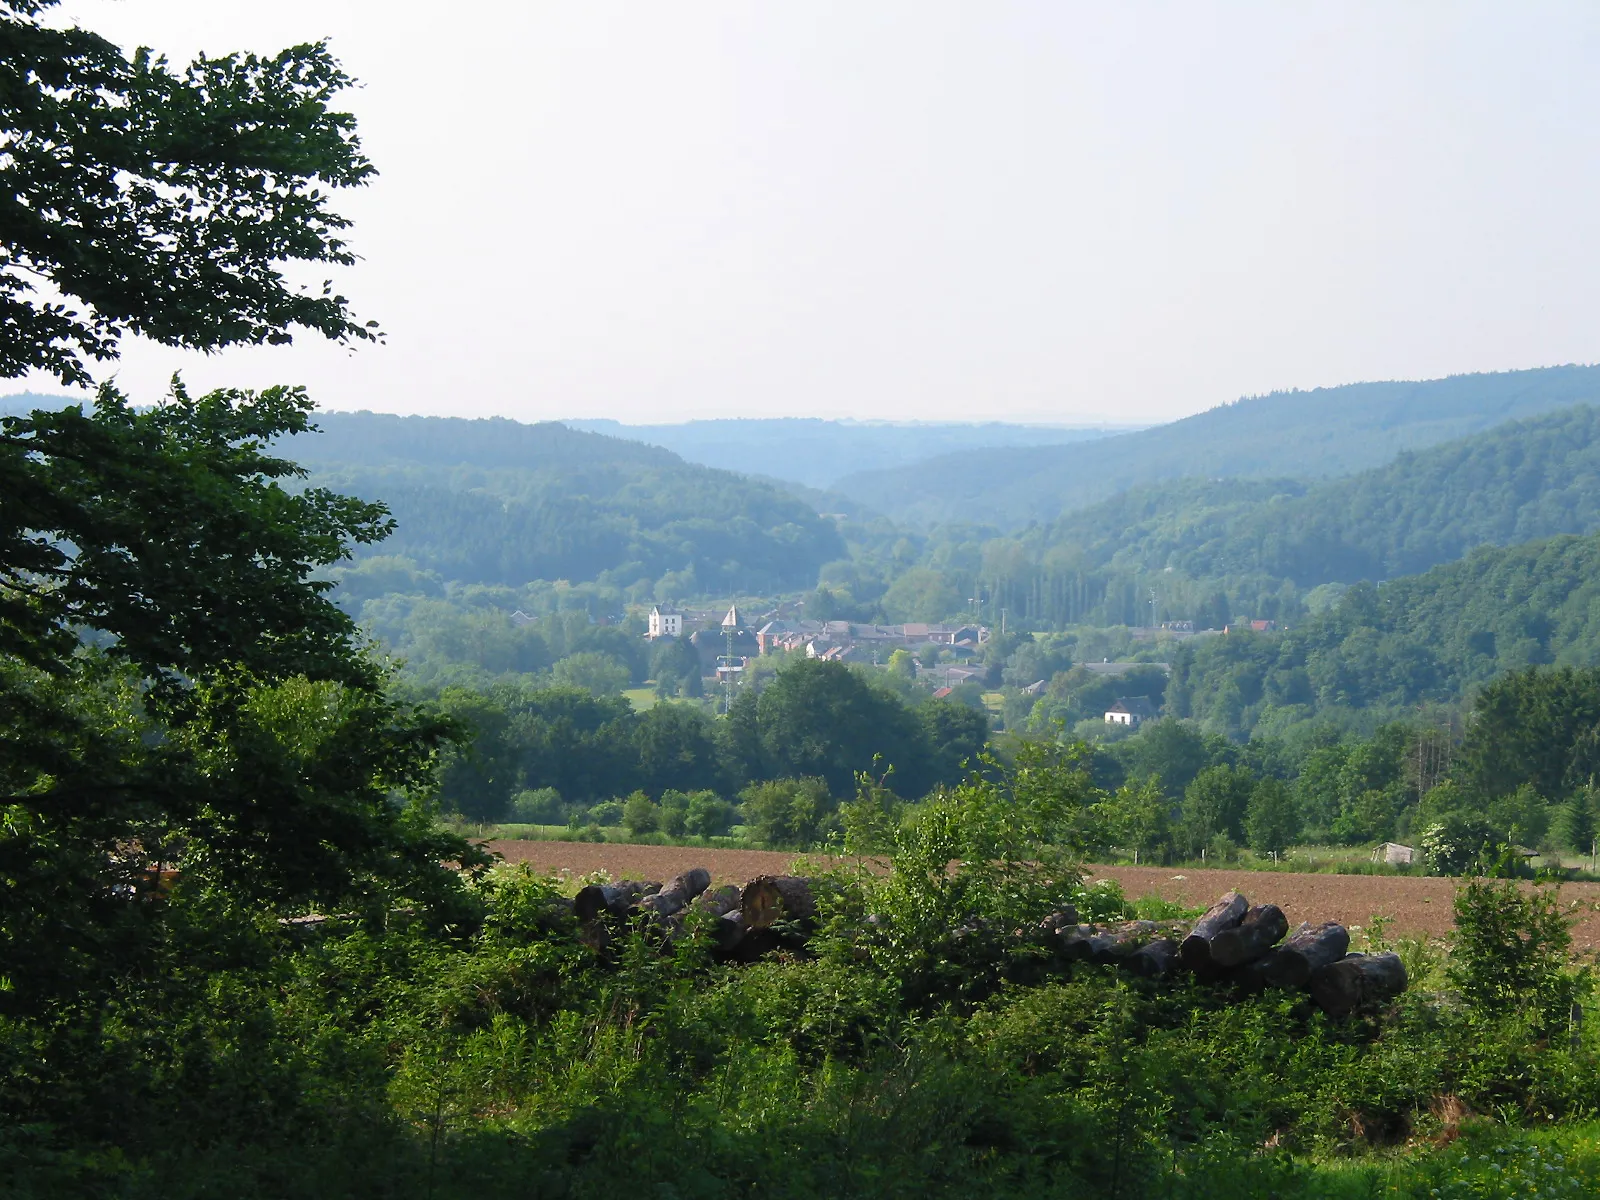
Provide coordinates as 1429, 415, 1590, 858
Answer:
834, 365, 1600, 527
295, 413, 846, 594
1156, 528, 1600, 739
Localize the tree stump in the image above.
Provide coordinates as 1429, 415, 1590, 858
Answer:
1179, 891, 1249, 972
741, 876, 817, 930
1309, 951, 1408, 1017
1209, 903, 1289, 969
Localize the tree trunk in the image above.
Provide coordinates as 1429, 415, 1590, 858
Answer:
1127, 936, 1180, 978
1178, 891, 1249, 972
1209, 903, 1289, 969
741, 876, 817, 929
1251, 922, 1350, 990
1309, 951, 1408, 1017
574, 879, 655, 922
639, 867, 712, 918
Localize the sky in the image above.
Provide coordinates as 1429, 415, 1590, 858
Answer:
14, 1, 1600, 424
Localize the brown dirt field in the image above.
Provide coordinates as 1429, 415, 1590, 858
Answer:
483, 841, 1600, 951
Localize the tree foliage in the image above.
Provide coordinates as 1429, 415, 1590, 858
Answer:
1, 0, 378, 385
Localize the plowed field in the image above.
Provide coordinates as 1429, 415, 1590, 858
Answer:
484, 841, 1600, 950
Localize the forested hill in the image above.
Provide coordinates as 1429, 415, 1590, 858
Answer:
1031, 404, 1600, 590
563, 417, 1130, 490
291, 411, 846, 594
834, 365, 1600, 528
1170, 527, 1600, 738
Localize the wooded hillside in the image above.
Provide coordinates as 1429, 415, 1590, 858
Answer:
835, 365, 1600, 528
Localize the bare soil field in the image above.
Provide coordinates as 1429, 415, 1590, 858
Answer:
484, 841, 1600, 951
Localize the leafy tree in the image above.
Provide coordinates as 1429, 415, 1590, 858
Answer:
632, 703, 721, 797
740, 777, 832, 848
1419, 814, 1504, 876
434, 686, 521, 821
1556, 788, 1597, 855
2, 0, 379, 386
1244, 777, 1301, 856
684, 790, 735, 838
1115, 717, 1214, 798
622, 790, 658, 837
1094, 777, 1171, 861
551, 651, 631, 697
753, 659, 933, 799
658, 790, 690, 837
1179, 764, 1257, 853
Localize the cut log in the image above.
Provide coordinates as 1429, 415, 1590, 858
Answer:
692, 884, 740, 918
706, 909, 748, 959
577, 918, 610, 953
1178, 891, 1249, 973
1209, 903, 1289, 969
1309, 951, 1408, 1017
1126, 937, 1180, 978
574, 879, 653, 922
740, 876, 817, 930
1253, 922, 1350, 990
1088, 920, 1160, 965
639, 867, 712, 918
1038, 905, 1082, 934
731, 923, 782, 964
1055, 923, 1100, 962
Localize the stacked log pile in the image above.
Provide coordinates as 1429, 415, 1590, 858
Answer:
570, 873, 1408, 1017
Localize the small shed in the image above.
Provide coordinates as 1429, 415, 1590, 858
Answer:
1374, 842, 1415, 867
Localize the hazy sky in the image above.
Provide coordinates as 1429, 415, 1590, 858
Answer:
16, 2, 1600, 424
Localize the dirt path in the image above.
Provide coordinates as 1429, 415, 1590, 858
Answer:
484, 841, 1600, 951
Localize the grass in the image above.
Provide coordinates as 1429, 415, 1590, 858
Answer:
621, 686, 657, 711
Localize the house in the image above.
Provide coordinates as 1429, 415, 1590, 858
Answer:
932, 686, 954, 699
1021, 679, 1047, 696
1374, 842, 1415, 867
647, 606, 683, 639
1104, 696, 1158, 727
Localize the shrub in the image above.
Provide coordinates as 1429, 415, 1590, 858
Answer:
1449, 878, 1584, 1028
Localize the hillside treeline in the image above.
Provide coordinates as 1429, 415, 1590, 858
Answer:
1165, 529, 1600, 738
832, 364, 1600, 526
833, 404, 1600, 633
292, 413, 845, 595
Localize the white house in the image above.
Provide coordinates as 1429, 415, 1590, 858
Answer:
647, 606, 683, 639
1104, 696, 1158, 727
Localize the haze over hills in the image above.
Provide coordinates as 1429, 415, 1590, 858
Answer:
833, 366, 1600, 529
562, 417, 1133, 490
